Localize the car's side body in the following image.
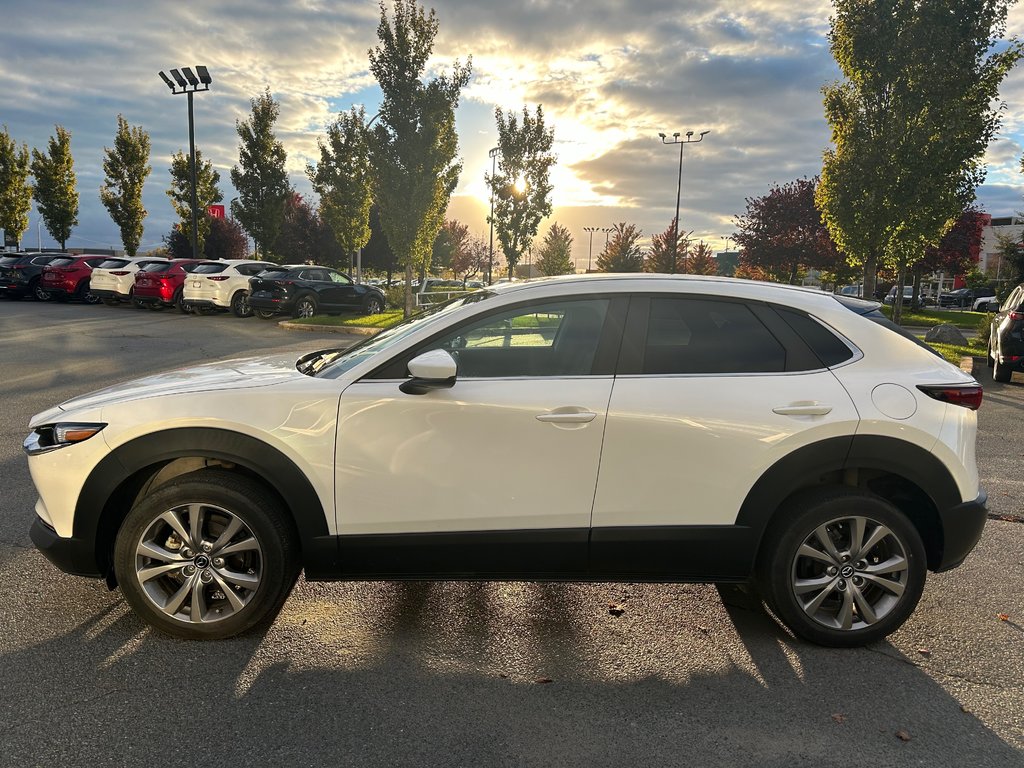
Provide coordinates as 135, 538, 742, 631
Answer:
28, 276, 985, 599
248, 265, 386, 317
988, 282, 1024, 382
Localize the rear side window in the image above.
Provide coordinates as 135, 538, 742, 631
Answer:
0, 256, 20, 267
237, 263, 268, 276
192, 263, 229, 274
776, 309, 854, 367
641, 298, 786, 374
31, 256, 56, 265
97, 259, 129, 269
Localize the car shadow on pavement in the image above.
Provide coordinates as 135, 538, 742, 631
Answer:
0, 560, 1020, 768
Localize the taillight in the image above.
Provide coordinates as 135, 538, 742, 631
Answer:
917, 385, 983, 411
1009, 311, 1023, 321
111, 270, 130, 276
207, 275, 230, 281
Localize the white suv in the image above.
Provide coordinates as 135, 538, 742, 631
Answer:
24, 275, 987, 645
89, 257, 171, 306
182, 259, 275, 317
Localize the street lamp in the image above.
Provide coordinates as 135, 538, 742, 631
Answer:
487, 146, 500, 285
159, 66, 212, 260
658, 129, 709, 274
583, 226, 599, 272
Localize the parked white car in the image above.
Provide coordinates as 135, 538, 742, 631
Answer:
25, 274, 986, 646
89, 257, 171, 305
182, 259, 275, 317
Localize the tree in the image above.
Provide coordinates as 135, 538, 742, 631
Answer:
99, 115, 151, 257
231, 88, 291, 258
534, 222, 575, 276
167, 149, 222, 254
734, 177, 839, 285
596, 222, 644, 272
369, 0, 472, 315
361, 204, 398, 282
687, 241, 718, 275
274, 192, 343, 266
308, 106, 373, 268
204, 216, 250, 261
817, 0, 1022, 322
487, 105, 556, 279
451, 235, 487, 281
992, 233, 1024, 296
0, 126, 31, 246
914, 207, 987, 301
30, 125, 78, 249
432, 219, 470, 274
646, 218, 689, 273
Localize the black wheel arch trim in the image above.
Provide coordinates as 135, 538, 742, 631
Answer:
74, 427, 332, 576
738, 434, 968, 572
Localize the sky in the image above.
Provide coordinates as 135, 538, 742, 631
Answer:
3, 0, 1024, 271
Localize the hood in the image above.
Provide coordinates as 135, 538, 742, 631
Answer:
53, 353, 304, 415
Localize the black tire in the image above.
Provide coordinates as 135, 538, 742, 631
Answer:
174, 288, 191, 314
30, 279, 50, 301
113, 470, 300, 640
230, 291, 253, 318
757, 487, 926, 647
79, 281, 101, 305
363, 294, 384, 315
993, 356, 1013, 383
293, 295, 318, 319
255, 309, 278, 320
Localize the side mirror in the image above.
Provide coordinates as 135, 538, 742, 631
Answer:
400, 349, 457, 395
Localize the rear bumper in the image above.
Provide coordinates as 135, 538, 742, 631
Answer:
89, 288, 131, 301
186, 298, 222, 309
30, 516, 102, 578
935, 491, 988, 572
249, 295, 291, 314
134, 292, 171, 305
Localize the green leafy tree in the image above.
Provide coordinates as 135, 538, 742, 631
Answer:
734, 177, 839, 285
30, 125, 78, 248
167, 149, 223, 254
369, 0, 471, 315
432, 219, 470, 274
451, 235, 487, 281
308, 106, 373, 268
231, 88, 291, 259
100, 115, 151, 257
274, 192, 343, 266
993, 233, 1024, 296
687, 241, 718, 276
646, 218, 689, 273
535, 222, 575, 276
362, 203, 399, 282
596, 222, 644, 272
0, 126, 32, 246
817, 0, 1022, 322
487, 105, 556, 279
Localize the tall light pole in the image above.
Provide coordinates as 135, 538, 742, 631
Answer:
159, 66, 212, 261
658, 129, 709, 274
487, 146, 499, 285
583, 226, 599, 272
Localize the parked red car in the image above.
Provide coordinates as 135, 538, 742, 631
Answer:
133, 259, 210, 312
40, 255, 109, 303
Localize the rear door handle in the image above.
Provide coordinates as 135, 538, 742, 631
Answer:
772, 403, 833, 416
536, 411, 598, 424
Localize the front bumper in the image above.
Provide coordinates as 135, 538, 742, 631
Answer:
30, 517, 102, 578
935, 491, 988, 572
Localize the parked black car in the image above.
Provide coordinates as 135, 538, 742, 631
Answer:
940, 286, 995, 308
0, 252, 63, 300
988, 283, 1024, 382
248, 265, 387, 319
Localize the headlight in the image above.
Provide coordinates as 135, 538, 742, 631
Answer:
24, 423, 107, 455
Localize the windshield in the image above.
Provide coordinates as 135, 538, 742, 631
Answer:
310, 291, 495, 378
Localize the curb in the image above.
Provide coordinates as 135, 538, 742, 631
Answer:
278, 320, 384, 335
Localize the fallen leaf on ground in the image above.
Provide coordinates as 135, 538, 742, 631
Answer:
831, 714, 846, 724
916, 648, 931, 657
996, 613, 1010, 621
534, 677, 553, 684
608, 603, 625, 616
896, 730, 911, 742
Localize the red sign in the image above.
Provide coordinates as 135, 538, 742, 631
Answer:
207, 205, 225, 219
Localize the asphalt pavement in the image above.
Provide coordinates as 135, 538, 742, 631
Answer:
0, 298, 1021, 768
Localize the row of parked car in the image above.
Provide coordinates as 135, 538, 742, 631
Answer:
0, 253, 387, 319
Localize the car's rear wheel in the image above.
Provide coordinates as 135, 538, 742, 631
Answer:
113, 470, 300, 640
362, 294, 384, 315
758, 488, 926, 647
230, 291, 253, 318
30, 279, 50, 301
174, 288, 191, 314
79, 281, 100, 305
294, 295, 318, 319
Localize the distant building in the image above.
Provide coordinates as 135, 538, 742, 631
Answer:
980, 215, 1023, 277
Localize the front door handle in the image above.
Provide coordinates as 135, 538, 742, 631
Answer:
536, 410, 598, 424
772, 403, 833, 416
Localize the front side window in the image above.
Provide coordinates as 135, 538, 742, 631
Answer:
423, 298, 610, 378
328, 271, 352, 285
641, 297, 786, 374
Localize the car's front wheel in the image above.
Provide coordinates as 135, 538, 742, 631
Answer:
363, 294, 384, 315
294, 295, 318, 319
113, 470, 300, 640
231, 291, 253, 318
758, 488, 926, 647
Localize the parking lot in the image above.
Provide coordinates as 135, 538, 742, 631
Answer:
0, 299, 1021, 767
